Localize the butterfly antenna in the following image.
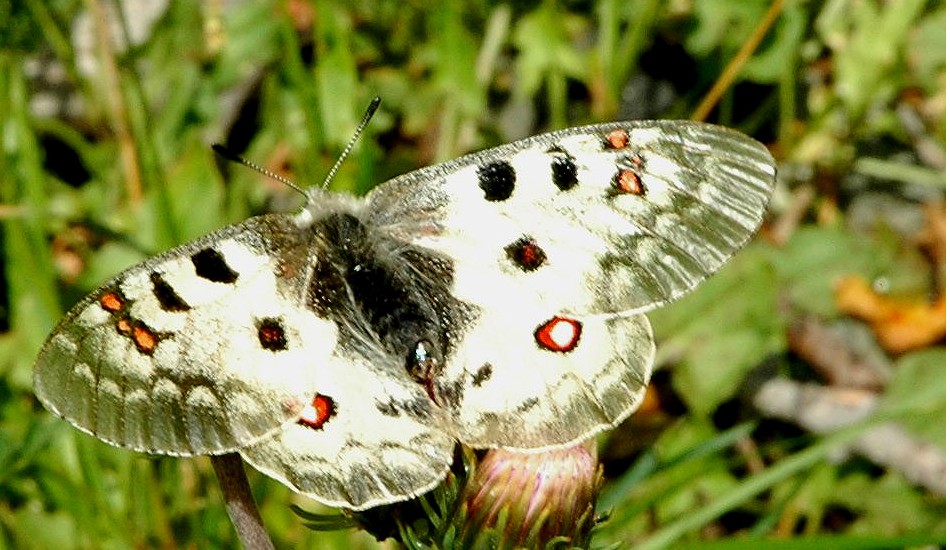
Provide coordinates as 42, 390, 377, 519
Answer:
212, 97, 380, 197
211, 144, 308, 199
319, 96, 381, 190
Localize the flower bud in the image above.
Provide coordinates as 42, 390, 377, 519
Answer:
454, 442, 602, 549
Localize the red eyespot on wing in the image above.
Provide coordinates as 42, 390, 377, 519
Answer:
505, 236, 547, 271
256, 317, 288, 351
604, 129, 629, 149
534, 316, 582, 352
112, 315, 167, 355
298, 393, 336, 430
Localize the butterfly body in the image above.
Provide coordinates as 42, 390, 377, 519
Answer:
35, 119, 775, 509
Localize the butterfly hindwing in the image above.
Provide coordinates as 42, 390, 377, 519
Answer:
438, 311, 654, 449
240, 349, 454, 510
33, 214, 339, 455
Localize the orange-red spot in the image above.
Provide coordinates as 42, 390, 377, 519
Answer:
518, 244, 544, 268
534, 316, 582, 352
100, 292, 124, 312
259, 326, 284, 347
604, 129, 629, 149
132, 325, 158, 354
116, 318, 133, 335
298, 393, 336, 430
613, 169, 645, 195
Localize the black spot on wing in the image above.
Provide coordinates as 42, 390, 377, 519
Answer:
472, 363, 493, 387
477, 160, 516, 201
516, 397, 540, 412
256, 317, 288, 351
504, 236, 547, 272
375, 395, 439, 422
376, 399, 401, 417
191, 247, 238, 284
149, 273, 191, 311
550, 154, 578, 191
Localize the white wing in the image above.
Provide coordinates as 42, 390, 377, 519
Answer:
240, 349, 454, 510
34, 214, 337, 455
366, 120, 774, 449
370, 120, 775, 316
440, 311, 654, 449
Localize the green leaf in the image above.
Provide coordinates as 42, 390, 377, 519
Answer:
314, 1, 361, 147
512, 3, 588, 99
817, 0, 929, 119
832, 472, 945, 536
772, 226, 900, 318
652, 242, 782, 415
879, 348, 946, 445
163, 143, 228, 241
741, 3, 808, 84
686, 0, 773, 56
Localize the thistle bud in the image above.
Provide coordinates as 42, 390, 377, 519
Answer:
453, 443, 602, 549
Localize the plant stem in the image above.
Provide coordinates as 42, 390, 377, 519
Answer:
211, 453, 275, 550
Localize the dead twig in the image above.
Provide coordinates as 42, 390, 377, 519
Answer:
753, 379, 945, 495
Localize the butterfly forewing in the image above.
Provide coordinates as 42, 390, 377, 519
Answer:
34, 214, 337, 455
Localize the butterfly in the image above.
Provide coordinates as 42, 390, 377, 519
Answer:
34, 103, 776, 510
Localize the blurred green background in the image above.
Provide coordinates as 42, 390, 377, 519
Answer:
0, 0, 944, 548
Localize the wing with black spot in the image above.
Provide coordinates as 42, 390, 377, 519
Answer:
33, 214, 335, 455
368, 120, 776, 316
364, 120, 773, 450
